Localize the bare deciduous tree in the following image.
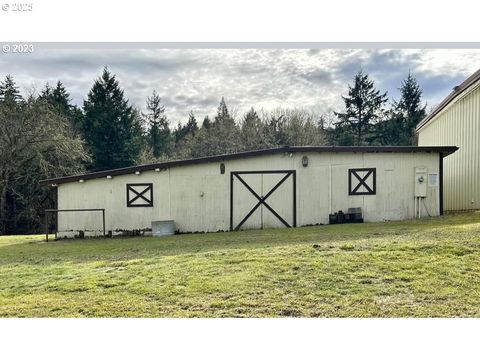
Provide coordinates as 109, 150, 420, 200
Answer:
0, 77, 89, 233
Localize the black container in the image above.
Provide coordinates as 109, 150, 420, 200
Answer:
347, 207, 363, 220
329, 213, 337, 224
329, 208, 363, 225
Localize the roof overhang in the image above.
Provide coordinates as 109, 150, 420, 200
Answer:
40, 146, 459, 186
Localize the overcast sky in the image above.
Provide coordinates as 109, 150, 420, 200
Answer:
1, 47, 479, 126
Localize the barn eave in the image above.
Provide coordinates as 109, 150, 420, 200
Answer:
39, 145, 458, 186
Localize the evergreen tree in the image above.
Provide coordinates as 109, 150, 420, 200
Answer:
0, 75, 22, 103
174, 111, 198, 144
39, 83, 53, 100
184, 111, 199, 134
215, 97, 232, 124
40, 81, 70, 114
334, 71, 388, 145
40, 81, 83, 133
209, 97, 240, 154
169, 111, 200, 159
202, 115, 212, 129
240, 108, 271, 150
144, 90, 171, 158
189, 98, 240, 157
376, 73, 427, 145
82, 68, 142, 170
395, 73, 426, 145
173, 122, 183, 144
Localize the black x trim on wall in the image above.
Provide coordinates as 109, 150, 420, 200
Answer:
230, 170, 296, 231
127, 183, 153, 207
348, 168, 376, 195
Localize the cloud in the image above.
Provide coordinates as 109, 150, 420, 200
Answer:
0, 46, 479, 125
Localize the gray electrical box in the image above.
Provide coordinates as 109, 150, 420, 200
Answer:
152, 220, 175, 237
415, 166, 428, 197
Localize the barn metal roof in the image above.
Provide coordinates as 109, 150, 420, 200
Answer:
40, 145, 458, 186
416, 68, 480, 132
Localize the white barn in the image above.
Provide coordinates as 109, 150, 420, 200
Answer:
40, 146, 457, 238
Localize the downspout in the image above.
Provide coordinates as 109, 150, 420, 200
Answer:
439, 153, 444, 215
168, 168, 172, 219
328, 162, 332, 215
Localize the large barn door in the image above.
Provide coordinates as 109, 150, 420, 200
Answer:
230, 170, 296, 231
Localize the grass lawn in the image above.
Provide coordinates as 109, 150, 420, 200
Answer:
1, 212, 480, 317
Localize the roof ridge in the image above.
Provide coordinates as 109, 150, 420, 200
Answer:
416, 68, 480, 131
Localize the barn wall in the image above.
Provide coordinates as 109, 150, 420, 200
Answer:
56, 151, 440, 237
418, 83, 480, 211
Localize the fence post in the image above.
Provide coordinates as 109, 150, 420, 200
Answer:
45, 211, 48, 242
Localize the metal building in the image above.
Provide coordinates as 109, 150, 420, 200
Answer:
40, 146, 457, 238
417, 68, 480, 211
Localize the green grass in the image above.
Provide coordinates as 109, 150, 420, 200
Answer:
1, 213, 480, 317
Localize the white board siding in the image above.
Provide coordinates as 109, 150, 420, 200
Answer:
56, 151, 440, 237
418, 84, 480, 211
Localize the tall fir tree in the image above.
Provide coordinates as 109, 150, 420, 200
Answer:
189, 98, 240, 157
210, 97, 240, 154
201, 115, 211, 130
144, 90, 171, 158
184, 111, 199, 135
334, 71, 388, 145
169, 111, 200, 159
214, 97, 232, 124
40, 81, 84, 133
0, 75, 22, 103
395, 73, 427, 145
376, 73, 427, 145
40, 81, 70, 114
174, 111, 198, 144
0, 75, 22, 234
83, 68, 142, 170
240, 108, 271, 150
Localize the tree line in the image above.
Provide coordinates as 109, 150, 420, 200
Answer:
0, 67, 427, 234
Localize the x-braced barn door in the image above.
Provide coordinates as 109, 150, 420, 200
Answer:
230, 170, 296, 231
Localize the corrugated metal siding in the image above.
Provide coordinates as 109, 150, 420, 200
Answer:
418, 84, 480, 210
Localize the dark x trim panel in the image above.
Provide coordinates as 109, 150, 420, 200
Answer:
348, 168, 376, 195
230, 170, 296, 231
127, 183, 153, 207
